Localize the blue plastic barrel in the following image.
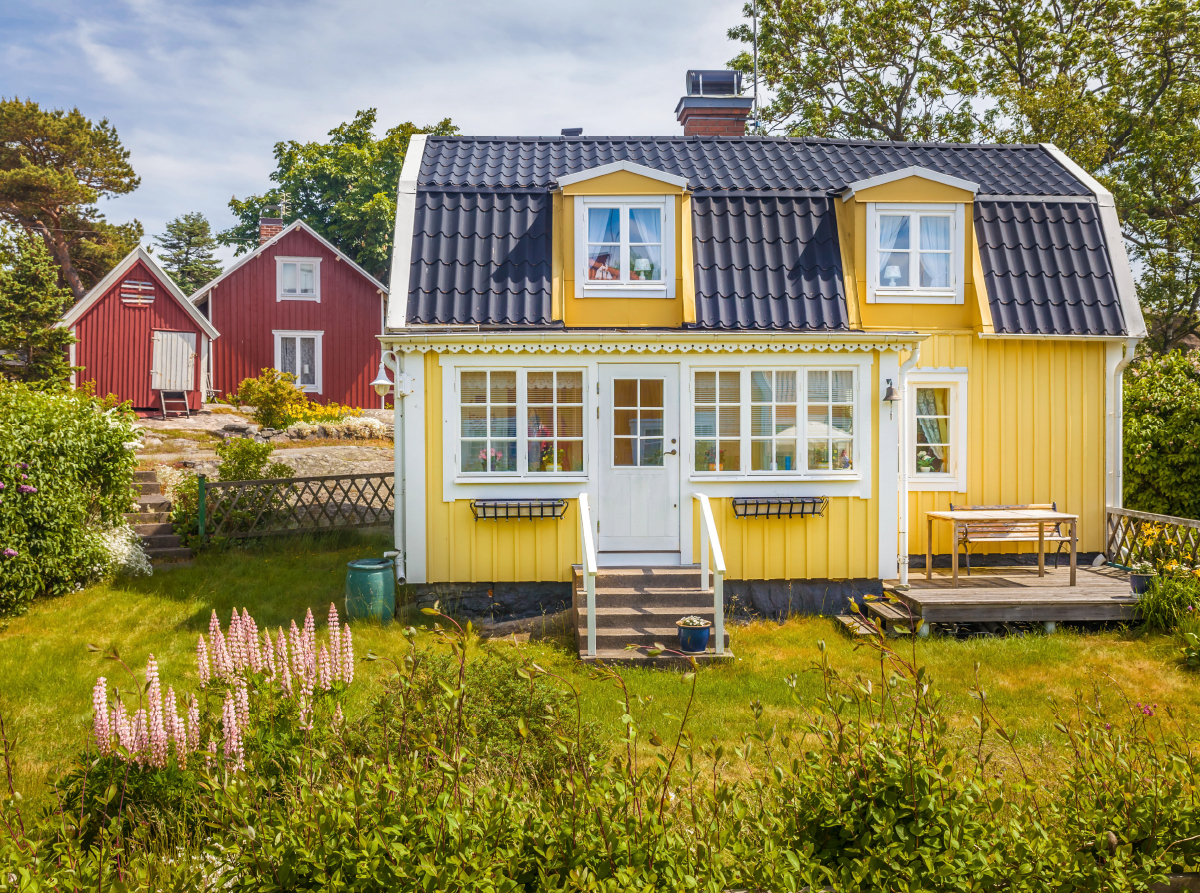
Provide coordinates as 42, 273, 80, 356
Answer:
345, 558, 395, 624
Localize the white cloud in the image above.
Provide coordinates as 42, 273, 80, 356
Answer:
6, 0, 749, 264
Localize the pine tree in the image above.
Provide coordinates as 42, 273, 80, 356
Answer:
153, 212, 223, 294
0, 230, 76, 386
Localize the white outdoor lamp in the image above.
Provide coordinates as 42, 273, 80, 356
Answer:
370, 362, 393, 397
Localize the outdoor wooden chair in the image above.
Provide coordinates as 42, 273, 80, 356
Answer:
948, 502, 1071, 575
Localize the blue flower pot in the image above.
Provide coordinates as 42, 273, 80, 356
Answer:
677, 623, 711, 653
1130, 573, 1156, 595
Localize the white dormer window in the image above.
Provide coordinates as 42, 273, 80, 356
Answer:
276, 257, 321, 302
866, 203, 964, 304
575, 195, 675, 299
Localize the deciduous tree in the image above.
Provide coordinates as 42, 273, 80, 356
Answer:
153, 212, 223, 294
219, 110, 457, 282
0, 230, 75, 386
0, 98, 141, 299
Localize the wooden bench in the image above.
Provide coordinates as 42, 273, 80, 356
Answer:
949, 502, 1071, 575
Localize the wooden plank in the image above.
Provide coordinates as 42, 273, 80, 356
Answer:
834, 614, 874, 637
913, 603, 1136, 623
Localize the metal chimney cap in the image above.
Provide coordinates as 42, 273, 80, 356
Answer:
686, 69, 743, 97
560, 127, 583, 137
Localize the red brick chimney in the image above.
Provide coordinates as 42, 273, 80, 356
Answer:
258, 215, 283, 245
676, 70, 753, 137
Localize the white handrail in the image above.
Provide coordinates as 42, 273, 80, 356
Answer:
693, 493, 726, 656
578, 492, 598, 658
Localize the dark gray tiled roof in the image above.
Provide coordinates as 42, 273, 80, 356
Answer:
419, 136, 1089, 196
407, 191, 552, 326
691, 195, 847, 330
974, 201, 1125, 336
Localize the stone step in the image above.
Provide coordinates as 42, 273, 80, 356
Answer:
135, 481, 162, 495
146, 546, 193, 562
579, 647, 735, 667
572, 565, 704, 592
133, 469, 158, 483
135, 494, 171, 511
574, 625, 731, 650
142, 533, 183, 549
125, 511, 171, 524
132, 522, 174, 536
575, 605, 716, 628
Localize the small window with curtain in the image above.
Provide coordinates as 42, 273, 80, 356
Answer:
460, 371, 518, 473
577, 196, 674, 298
751, 371, 799, 471
914, 387, 951, 475
276, 257, 321, 301
806, 369, 854, 471
868, 204, 962, 303
527, 371, 584, 473
273, 330, 322, 393
694, 371, 741, 472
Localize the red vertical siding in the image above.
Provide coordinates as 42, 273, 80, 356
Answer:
206, 228, 384, 408
73, 260, 207, 410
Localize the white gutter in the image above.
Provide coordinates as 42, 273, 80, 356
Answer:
895, 345, 921, 589
382, 350, 407, 584
1105, 339, 1138, 510
386, 134, 427, 331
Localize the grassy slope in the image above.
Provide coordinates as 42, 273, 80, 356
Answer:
1, 533, 1195, 810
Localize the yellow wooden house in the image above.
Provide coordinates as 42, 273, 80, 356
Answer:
376, 75, 1144, 656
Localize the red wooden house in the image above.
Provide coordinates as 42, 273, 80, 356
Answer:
61, 247, 220, 414
190, 219, 390, 408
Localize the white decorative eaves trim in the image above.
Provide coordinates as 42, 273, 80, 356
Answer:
381, 340, 919, 355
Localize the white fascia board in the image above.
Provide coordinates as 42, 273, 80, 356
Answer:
189, 219, 388, 305
555, 160, 690, 189
1040, 143, 1147, 339
386, 133, 427, 331
59, 246, 221, 341
841, 166, 980, 201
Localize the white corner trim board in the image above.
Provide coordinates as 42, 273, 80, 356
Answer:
842, 166, 980, 201
386, 134, 428, 331
1039, 143, 1147, 340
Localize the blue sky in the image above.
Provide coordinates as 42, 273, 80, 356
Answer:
3, 0, 746, 263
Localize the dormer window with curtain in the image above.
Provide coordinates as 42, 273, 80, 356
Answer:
276, 256, 321, 302
866, 203, 965, 304
575, 196, 675, 299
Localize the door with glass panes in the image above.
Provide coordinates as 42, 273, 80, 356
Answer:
597, 365, 680, 554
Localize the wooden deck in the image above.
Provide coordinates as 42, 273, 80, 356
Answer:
885, 566, 1138, 624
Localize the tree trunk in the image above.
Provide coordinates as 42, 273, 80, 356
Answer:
19, 215, 86, 300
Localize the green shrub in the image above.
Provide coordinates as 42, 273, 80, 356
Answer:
232, 368, 362, 429
213, 436, 293, 482
1139, 570, 1200, 631
1125, 351, 1200, 518
0, 382, 137, 614
1181, 609, 1200, 667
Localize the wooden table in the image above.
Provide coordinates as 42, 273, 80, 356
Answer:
925, 509, 1079, 587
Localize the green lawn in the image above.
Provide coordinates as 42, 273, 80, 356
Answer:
2, 533, 1196, 810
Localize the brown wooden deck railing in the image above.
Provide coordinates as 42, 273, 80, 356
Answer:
1105, 506, 1200, 568
200, 472, 394, 539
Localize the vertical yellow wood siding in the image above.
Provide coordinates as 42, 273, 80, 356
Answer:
908, 335, 1108, 555
422, 351, 580, 583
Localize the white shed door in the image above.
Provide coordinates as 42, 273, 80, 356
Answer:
151, 331, 196, 391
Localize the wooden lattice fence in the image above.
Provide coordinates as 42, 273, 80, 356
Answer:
1105, 506, 1200, 569
199, 472, 394, 539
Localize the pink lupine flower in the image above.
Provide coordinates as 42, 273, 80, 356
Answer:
276, 628, 292, 696
263, 629, 277, 679
221, 691, 244, 770
245, 612, 262, 673
165, 687, 185, 768
132, 709, 149, 767
213, 625, 232, 680
206, 738, 218, 768
327, 603, 341, 679
209, 609, 221, 642
342, 626, 354, 685
92, 678, 111, 756
146, 656, 167, 769
317, 646, 332, 691
303, 608, 316, 654
228, 609, 245, 671
235, 680, 250, 732
333, 703, 344, 727
112, 700, 133, 752
288, 620, 304, 680
187, 695, 201, 754
196, 635, 211, 688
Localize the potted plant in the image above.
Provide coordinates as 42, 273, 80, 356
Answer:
917, 450, 935, 473
1130, 560, 1157, 595
676, 615, 712, 653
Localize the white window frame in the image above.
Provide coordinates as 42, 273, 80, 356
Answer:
907, 369, 968, 492
452, 366, 590, 481
275, 256, 322, 302
866, 203, 964, 304
575, 195, 675, 300
272, 330, 323, 394
690, 365, 862, 480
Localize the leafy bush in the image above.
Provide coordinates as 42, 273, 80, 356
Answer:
213, 436, 293, 482
1140, 570, 1200, 631
231, 367, 361, 429
0, 382, 138, 614
1125, 351, 1200, 518
1181, 608, 1200, 668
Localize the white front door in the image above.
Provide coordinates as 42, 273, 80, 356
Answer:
150, 330, 196, 391
598, 364, 680, 556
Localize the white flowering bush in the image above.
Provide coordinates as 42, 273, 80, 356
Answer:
94, 523, 153, 578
